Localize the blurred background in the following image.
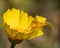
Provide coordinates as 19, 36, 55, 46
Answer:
0, 0, 60, 48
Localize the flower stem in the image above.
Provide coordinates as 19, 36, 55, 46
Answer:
10, 43, 16, 48
8, 38, 23, 48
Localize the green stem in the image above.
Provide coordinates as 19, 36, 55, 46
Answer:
10, 43, 16, 48
8, 38, 23, 48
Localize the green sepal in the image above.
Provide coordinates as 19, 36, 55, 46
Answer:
8, 38, 23, 48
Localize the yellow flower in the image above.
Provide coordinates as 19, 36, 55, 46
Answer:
3, 8, 44, 41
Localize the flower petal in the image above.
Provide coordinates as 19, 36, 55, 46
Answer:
36, 15, 46, 23
19, 11, 28, 30
27, 28, 44, 40
3, 8, 20, 29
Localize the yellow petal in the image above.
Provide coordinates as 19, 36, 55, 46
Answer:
36, 15, 46, 23
37, 29, 44, 37
27, 28, 44, 40
19, 11, 28, 30
3, 8, 20, 29
27, 16, 34, 28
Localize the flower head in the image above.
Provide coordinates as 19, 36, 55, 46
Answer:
3, 8, 46, 41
